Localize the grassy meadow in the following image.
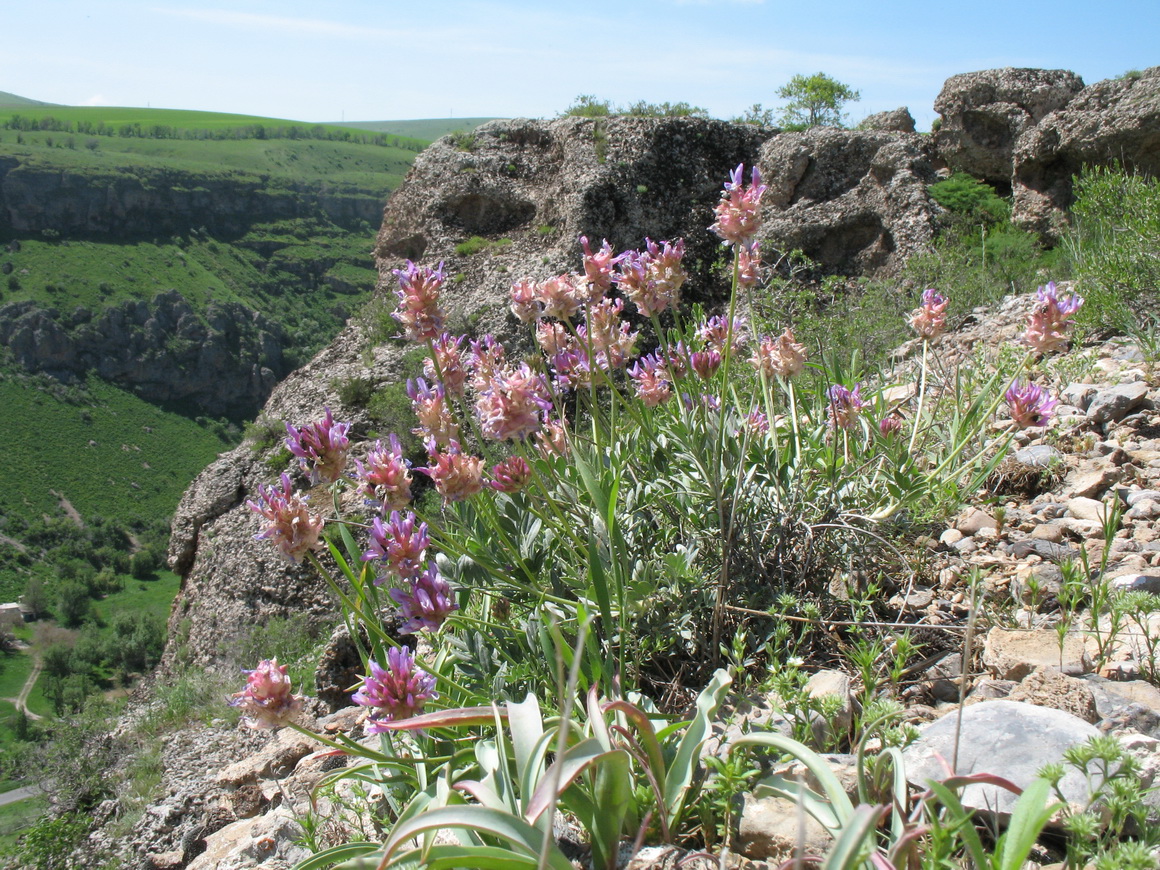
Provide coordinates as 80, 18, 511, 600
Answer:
336, 117, 500, 141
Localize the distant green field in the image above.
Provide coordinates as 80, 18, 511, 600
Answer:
336, 117, 502, 141
0, 230, 377, 330
0, 105, 424, 142
0, 129, 415, 192
0, 371, 228, 524
91, 571, 181, 626
0, 656, 33, 700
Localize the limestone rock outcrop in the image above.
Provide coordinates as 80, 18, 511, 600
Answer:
0, 291, 286, 418
859, 107, 916, 133
1013, 67, 1160, 238
758, 127, 940, 273
933, 65, 1160, 240
933, 67, 1085, 186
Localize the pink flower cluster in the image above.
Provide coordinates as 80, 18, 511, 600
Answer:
1023, 282, 1084, 355
419, 439, 485, 503
908, 289, 948, 340
392, 260, 447, 342
353, 646, 438, 731
285, 408, 351, 484
424, 333, 468, 397
229, 659, 302, 729
750, 329, 807, 379
406, 378, 459, 446
474, 363, 553, 441
710, 163, 766, 247
247, 473, 324, 563
628, 353, 672, 407
612, 238, 688, 317
489, 455, 532, 493
352, 435, 413, 512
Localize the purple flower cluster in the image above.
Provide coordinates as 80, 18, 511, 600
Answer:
352, 646, 438, 731
285, 407, 351, 484
364, 509, 457, 631
1005, 380, 1058, 429
229, 659, 302, 729
827, 384, 869, 430
390, 561, 457, 633
247, 472, 324, 563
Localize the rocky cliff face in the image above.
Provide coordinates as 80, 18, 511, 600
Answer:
0, 158, 383, 238
934, 65, 1160, 238
0, 290, 286, 418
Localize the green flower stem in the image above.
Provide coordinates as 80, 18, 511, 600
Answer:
710, 252, 743, 661
907, 339, 929, 458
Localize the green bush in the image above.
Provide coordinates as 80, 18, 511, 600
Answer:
562, 94, 612, 117
1066, 165, 1160, 333
333, 374, 375, 409
929, 172, 1010, 224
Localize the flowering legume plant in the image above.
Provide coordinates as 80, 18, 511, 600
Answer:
233, 164, 1080, 865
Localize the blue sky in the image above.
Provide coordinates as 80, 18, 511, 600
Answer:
4, 1, 1157, 130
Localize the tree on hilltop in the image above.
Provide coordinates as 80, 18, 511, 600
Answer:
776, 72, 861, 130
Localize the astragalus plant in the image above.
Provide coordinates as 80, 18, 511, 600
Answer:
231, 162, 1081, 865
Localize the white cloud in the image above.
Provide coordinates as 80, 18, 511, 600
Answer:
82, 94, 109, 106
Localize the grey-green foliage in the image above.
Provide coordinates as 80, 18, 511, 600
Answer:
1066, 165, 1160, 333
561, 95, 709, 118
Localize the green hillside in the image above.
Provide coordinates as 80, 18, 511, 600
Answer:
0, 370, 229, 524
335, 117, 502, 141
0, 105, 425, 145
0, 91, 58, 109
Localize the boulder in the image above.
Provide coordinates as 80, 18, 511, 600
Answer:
982, 627, 1091, 681
1006, 667, 1099, 722
1087, 382, 1150, 426
933, 68, 1084, 185
737, 794, 833, 861
1013, 67, 1160, 239
902, 700, 1103, 815
859, 107, 916, 133
757, 128, 941, 274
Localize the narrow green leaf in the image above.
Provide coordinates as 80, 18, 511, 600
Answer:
382, 806, 573, 870
525, 738, 625, 824
663, 667, 731, 825
925, 780, 987, 870
732, 731, 855, 824
602, 699, 667, 797
590, 746, 634, 870
507, 694, 545, 791
291, 841, 379, 870
823, 803, 888, 870
997, 778, 1060, 870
